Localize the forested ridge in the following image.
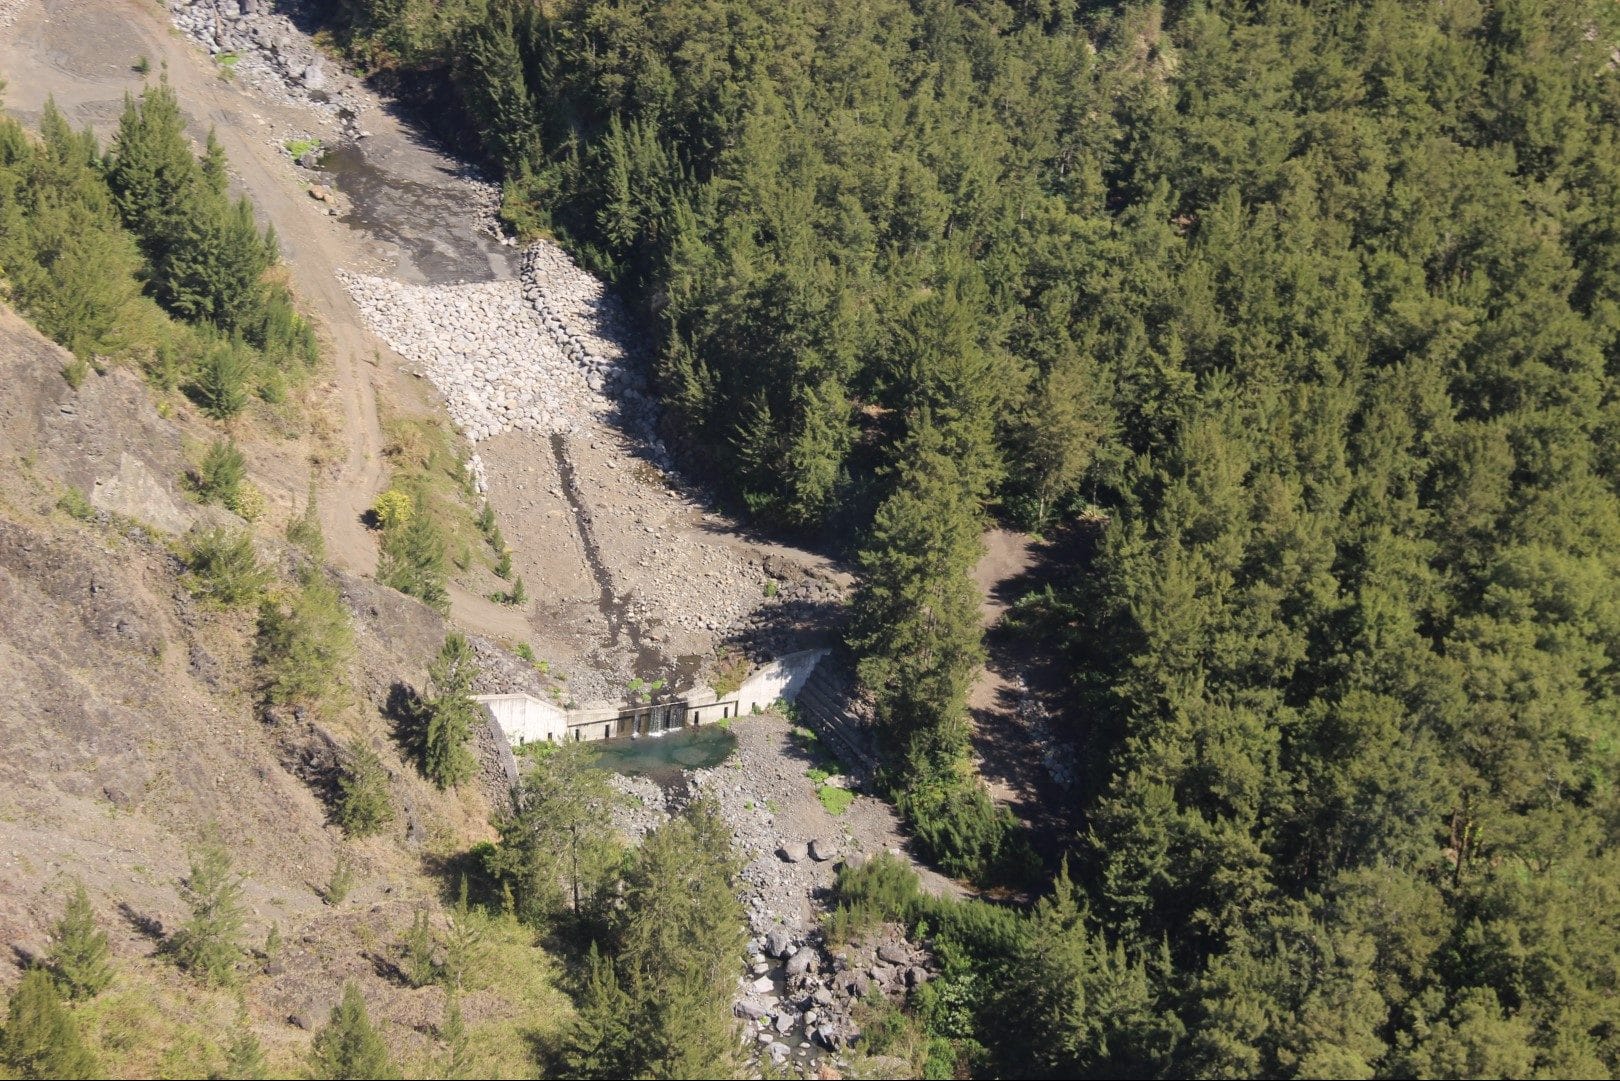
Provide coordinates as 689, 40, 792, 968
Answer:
355, 0, 1619, 1075
41, 0, 1581, 1076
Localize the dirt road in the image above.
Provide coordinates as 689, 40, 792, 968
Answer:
0, 0, 842, 697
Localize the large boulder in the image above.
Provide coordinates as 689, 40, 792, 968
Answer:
877, 942, 909, 966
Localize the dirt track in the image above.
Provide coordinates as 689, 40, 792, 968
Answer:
0, 0, 844, 699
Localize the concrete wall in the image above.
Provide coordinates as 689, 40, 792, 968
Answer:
476, 650, 830, 747
736, 649, 829, 716
475, 693, 568, 745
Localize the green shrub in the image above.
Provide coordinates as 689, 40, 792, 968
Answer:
255, 571, 354, 709
62, 356, 92, 389
284, 138, 321, 160
194, 438, 246, 505
818, 785, 855, 816
57, 487, 96, 521
370, 488, 413, 530
183, 528, 270, 607
336, 744, 394, 838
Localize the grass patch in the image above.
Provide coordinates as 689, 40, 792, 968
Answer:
378, 412, 485, 581
792, 724, 855, 813
284, 137, 322, 160
711, 650, 750, 699
57, 486, 96, 521
819, 785, 855, 816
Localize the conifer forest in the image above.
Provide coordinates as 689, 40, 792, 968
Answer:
2, 0, 1618, 1077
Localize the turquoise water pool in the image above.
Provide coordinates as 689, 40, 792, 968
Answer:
584, 724, 738, 785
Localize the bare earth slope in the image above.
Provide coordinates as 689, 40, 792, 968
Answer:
0, 307, 568, 1069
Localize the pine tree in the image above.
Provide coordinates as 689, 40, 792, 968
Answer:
196, 438, 248, 507
45, 880, 114, 1001
0, 968, 99, 1080
848, 417, 984, 762
310, 983, 397, 1081
423, 634, 479, 789
378, 510, 449, 613
337, 743, 395, 837
434, 991, 474, 1080
1016, 343, 1113, 529
202, 128, 229, 196
615, 800, 745, 1079
218, 1007, 269, 1080
493, 745, 623, 926
439, 878, 484, 994
401, 909, 436, 989
559, 943, 640, 1080
192, 340, 251, 419
255, 569, 355, 710
106, 79, 201, 253
287, 480, 326, 557
169, 834, 247, 986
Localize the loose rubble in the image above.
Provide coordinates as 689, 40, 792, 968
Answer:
167, 0, 364, 125
341, 241, 663, 454
732, 926, 938, 1063
608, 774, 670, 839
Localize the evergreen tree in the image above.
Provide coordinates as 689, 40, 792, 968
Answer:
557, 943, 638, 1080
169, 834, 247, 986
217, 1007, 269, 1081
614, 800, 745, 1079
192, 340, 251, 419
195, 438, 248, 508
423, 633, 479, 789
433, 991, 474, 1081
45, 880, 114, 1001
287, 480, 326, 557
106, 79, 200, 254
309, 983, 397, 1081
378, 510, 449, 613
202, 128, 229, 196
0, 968, 99, 1080
492, 744, 622, 925
337, 743, 395, 837
255, 569, 355, 710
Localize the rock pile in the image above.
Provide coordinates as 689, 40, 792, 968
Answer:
167, 1, 362, 124
735, 926, 938, 1066
688, 759, 845, 939
341, 272, 594, 443
608, 774, 670, 839
519, 243, 667, 458
341, 240, 664, 453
